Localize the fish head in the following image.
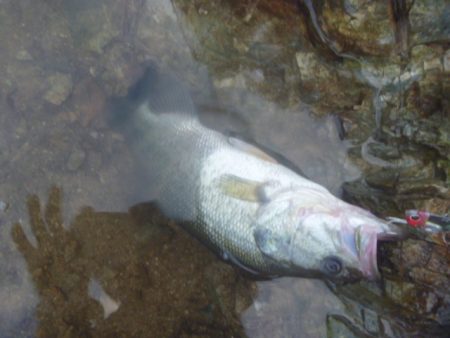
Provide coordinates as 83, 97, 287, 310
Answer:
254, 189, 399, 281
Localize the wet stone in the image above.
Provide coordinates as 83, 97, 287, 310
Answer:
15, 49, 32, 61
295, 52, 332, 81
424, 58, 443, 72
365, 142, 400, 160
14, 118, 28, 138
395, 240, 431, 267
436, 306, 450, 325
72, 78, 106, 127
66, 147, 86, 171
44, 72, 73, 105
383, 280, 416, 304
396, 179, 449, 199
362, 308, 379, 335
380, 318, 395, 338
326, 315, 359, 338
444, 49, 450, 72
425, 292, 439, 313
409, 268, 447, 289
409, 0, 450, 44
87, 151, 102, 172
321, 1, 394, 56
365, 170, 398, 190
427, 250, 450, 276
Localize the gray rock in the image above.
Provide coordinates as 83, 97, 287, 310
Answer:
15, 49, 32, 61
67, 147, 86, 171
44, 73, 73, 105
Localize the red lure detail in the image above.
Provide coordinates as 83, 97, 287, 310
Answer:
405, 210, 430, 228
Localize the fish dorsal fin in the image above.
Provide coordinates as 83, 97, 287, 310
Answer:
216, 174, 266, 202
129, 66, 197, 116
227, 135, 310, 178
228, 137, 278, 164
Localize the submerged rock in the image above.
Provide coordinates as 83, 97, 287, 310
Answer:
326, 218, 450, 337
11, 188, 251, 337
66, 146, 86, 171
44, 73, 73, 106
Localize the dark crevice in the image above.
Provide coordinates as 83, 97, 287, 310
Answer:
389, 0, 413, 61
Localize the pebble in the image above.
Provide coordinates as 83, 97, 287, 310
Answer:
423, 57, 443, 72
443, 49, 450, 72
15, 49, 33, 61
67, 147, 86, 171
362, 308, 379, 334
44, 72, 73, 105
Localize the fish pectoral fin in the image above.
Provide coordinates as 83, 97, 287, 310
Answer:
216, 175, 285, 203
216, 174, 266, 202
222, 250, 262, 275
228, 137, 278, 164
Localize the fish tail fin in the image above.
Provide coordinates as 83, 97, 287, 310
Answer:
109, 65, 197, 131
109, 66, 203, 221
129, 66, 197, 117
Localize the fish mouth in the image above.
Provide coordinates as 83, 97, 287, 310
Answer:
355, 226, 379, 279
354, 226, 398, 279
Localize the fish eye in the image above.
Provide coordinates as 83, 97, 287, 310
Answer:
321, 256, 342, 276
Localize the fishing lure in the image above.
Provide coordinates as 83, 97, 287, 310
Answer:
387, 210, 449, 246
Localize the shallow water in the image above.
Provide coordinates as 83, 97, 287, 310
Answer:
0, 1, 449, 337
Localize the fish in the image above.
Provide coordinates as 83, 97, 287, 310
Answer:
119, 67, 399, 281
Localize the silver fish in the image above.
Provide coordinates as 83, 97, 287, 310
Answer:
123, 68, 398, 281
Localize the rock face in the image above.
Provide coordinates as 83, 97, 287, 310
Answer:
172, 0, 449, 217
0, 0, 448, 337
328, 231, 450, 338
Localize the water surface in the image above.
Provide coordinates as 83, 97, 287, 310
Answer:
0, 0, 448, 337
